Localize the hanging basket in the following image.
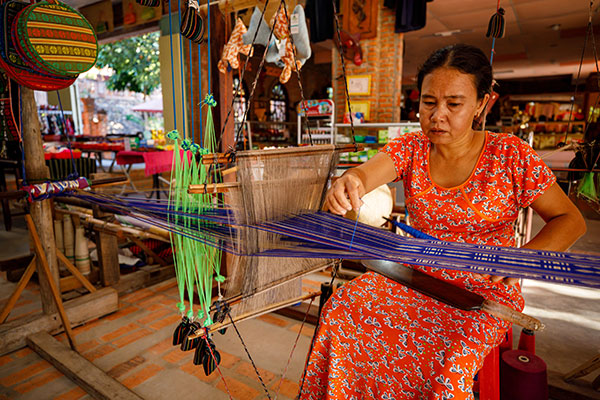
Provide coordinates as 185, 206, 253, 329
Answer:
12, 0, 98, 77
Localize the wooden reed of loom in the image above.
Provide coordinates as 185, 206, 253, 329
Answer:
194, 144, 343, 320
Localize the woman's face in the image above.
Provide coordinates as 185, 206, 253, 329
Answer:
419, 67, 489, 145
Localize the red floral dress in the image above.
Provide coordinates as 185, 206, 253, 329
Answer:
299, 131, 556, 400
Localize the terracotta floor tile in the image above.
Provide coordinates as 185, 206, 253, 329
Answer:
271, 378, 300, 399
13, 370, 62, 394
180, 362, 219, 383
162, 348, 190, 364
0, 355, 12, 367
0, 360, 50, 386
12, 348, 32, 358
147, 337, 173, 356
216, 376, 260, 400
121, 363, 163, 388
100, 322, 140, 342
120, 288, 154, 304
148, 314, 180, 331
235, 361, 276, 385
104, 305, 140, 322
84, 344, 116, 361
54, 386, 87, 400
77, 339, 100, 353
107, 355, 146, 379
112, 328, 154, 348
137, 308, 170, 325
257, 314, 290, 328
288, 323, 315, 338
218, 351, 241, 369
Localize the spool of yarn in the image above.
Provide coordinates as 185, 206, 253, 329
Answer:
62, 215, 75, 263
74, 226, 91, 275
345, 184, 394, 228
500, 350, 548, 400
54, 219, 64, 255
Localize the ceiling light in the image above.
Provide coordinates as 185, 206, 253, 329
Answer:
549, 24, 561, 31
433, 29, 462, 37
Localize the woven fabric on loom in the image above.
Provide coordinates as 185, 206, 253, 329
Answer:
223, 146, 339, 317
14, 1, 97, 77
46, 157, 96, 181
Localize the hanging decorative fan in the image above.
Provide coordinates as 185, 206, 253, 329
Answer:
12, 0, 98, 77
0, 0, 75, 91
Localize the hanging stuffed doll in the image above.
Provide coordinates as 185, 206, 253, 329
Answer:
218, 18, 253, 73
243, 7, 280, 64
270, 5, 303, 84
337, 30, 363, 66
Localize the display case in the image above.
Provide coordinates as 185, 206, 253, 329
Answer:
297, 99, 335, 145
335, 121, 421, 166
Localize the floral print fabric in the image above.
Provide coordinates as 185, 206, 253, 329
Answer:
299, 131, 556, 399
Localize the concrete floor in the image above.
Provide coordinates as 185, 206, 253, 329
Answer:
0, 207, 599, 399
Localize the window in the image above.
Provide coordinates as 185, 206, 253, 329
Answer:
269, 83, 287, 123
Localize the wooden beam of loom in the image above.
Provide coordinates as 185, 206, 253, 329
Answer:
189, 290, 320, 339
198, 0, 297, 21
27, 332, 143, 400
200, 144, 364, 165
0, 287, 118, 355
55, 208, 170, 242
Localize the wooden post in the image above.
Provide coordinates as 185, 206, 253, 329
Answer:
210, 5, 234, 152
21, 87, 59, 315
93, 206, 120, 286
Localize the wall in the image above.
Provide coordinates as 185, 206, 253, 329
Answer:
332, 0, 404, 123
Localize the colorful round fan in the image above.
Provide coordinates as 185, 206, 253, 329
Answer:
12, 0, 98, 78
0, 1, 75, 91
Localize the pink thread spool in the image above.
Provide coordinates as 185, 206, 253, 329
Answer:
500, 349, 548, 400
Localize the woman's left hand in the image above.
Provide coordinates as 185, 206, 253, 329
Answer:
488, 275, 519, 286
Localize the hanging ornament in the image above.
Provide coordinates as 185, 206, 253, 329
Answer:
486, 7, 506, 38
181, 0, 204, 43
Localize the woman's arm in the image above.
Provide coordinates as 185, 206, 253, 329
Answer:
490, 183, 587, 285
325, 152, 397, 215
522, 183, 587, 251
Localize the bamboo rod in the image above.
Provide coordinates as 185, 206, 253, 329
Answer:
200, 144, 364, 165
189, 291, 321, 338
55, 208, 170, 242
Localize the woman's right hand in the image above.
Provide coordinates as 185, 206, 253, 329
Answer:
324, 171, 365, 215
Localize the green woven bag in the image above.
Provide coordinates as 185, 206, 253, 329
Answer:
14, 0, 98, 77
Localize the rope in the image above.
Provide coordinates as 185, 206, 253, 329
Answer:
331, 0, 357, 150
227, 313, 273, 399
177, 0, 187, 139
222, 0, 278, 152
198, 41, 203, 146
280, 0, 313, 146
207, 0, 211, 91
204, 334, 234, 399
56, 91, 79, 179
274, 296, 315, 400
562, 0, 593, 145
168, 0, 178, 131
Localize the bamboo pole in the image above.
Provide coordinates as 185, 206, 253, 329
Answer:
21, 87, 59, 315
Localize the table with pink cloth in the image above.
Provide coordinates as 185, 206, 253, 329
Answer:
115, 150, 174, 176
115, 150, 175, 198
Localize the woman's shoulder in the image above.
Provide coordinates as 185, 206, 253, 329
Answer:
386, 130, 428, 148
485, 131, 532, 153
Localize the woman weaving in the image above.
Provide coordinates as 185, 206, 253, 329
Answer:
300, 44, 587, 399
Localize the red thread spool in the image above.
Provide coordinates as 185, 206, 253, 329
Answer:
500, 350, 548, 400
518, 328, 535, 354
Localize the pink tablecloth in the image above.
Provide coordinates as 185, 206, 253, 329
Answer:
116, 150, 173, 176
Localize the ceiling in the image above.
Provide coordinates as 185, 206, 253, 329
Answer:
402, 0, 599, 84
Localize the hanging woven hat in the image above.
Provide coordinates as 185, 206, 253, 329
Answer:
12, 0, 98, 77
181, 0, 204, 44
0, 1, 75, 90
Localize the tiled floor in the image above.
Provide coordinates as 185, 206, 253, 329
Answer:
0, 210, 599, 399
0, 276, 317, 400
